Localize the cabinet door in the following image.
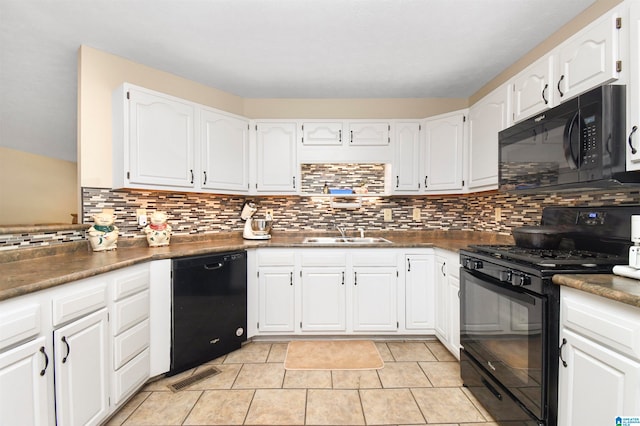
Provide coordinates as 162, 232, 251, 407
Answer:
434, 256, 449, 341
447, 274, 460, 358
556, 10, 620, 102
258, 267, 295, 332
352, 267, 397, 332
558, 328, 640, 426
201, 109, 250, 192
0, 336, 55, 426
302, 122, 343, 145
512, 55, 554, 122
348, 122, 390, 146
393, 122, 422, 193
255, 123, 298, 193
424, 112, 465, 192
54, 309, 109, 426
405, 255, 435, 330
126, 88, 195, 189
301, 267, 346, 331
468, 86, 507, 191
627, 1, 640, 170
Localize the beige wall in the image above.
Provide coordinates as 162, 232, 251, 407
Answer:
79, 46, 468, 188
242, 98, 467, 119
470, 0, 624, 104
78, 46, 245, 188
0, 147, 77, 225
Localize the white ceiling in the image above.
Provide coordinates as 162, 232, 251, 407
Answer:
1, 0, 596, 162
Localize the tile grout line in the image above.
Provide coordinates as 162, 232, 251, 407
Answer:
180, 389, 205, 426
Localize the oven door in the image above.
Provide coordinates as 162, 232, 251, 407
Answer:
460, 268, 546, 422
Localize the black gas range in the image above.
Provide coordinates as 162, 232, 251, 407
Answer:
459, 205, 637, 426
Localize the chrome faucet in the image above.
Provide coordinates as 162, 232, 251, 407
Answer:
335, 224, 347, 238
358, 227, 365, 238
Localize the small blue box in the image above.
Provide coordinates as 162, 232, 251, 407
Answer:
329, 188, 354, 195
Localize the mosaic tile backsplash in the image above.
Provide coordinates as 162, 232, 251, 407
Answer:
3, 162, 640, 250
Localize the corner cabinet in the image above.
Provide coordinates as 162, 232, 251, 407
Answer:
113, 85, 196, 190
558, 287, 640, 425
254, 122, 298, 193
467, 86, 509, 192
434, 249, 461, 359
391, 112, 466, 195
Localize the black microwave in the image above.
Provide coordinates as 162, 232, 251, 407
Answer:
499, 85, 638, 192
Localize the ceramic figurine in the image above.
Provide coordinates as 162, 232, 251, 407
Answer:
88, 212, 119, 251
144, 211, 172, 247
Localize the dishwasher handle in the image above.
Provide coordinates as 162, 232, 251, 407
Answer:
204, 262, 224, 270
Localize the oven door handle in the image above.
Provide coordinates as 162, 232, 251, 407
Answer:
462, 270, 538, 306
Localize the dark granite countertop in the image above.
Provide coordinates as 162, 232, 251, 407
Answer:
1, 230, 511, 302
552, 274, 640, 309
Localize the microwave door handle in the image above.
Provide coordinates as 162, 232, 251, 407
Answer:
563, 111, 580, 169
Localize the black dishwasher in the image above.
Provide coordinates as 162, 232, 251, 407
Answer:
170, 250, 247, 375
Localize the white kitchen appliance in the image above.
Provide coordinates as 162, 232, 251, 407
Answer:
241, 201, 272, 240
612, 214, 640, 279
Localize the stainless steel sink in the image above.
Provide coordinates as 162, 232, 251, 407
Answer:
302, 236, 392, 244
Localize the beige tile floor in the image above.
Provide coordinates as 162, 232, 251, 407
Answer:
106, 340, 500, 426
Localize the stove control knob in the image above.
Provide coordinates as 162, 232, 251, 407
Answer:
512, 273, 531, 286
465, 259, 483, 270
499, 270, 513, 282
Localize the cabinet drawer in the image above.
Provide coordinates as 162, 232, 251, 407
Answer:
562, 288, 640, 360
52, 280, 107, 326
112, 290, 150, 335
301, 251, 346, 267
112, 265, 149, 301
112, 348, 150, 405
257, 250, 295, 266
0, 303, 41, 351
113, 319, 150, 370
352, 251, 397, 266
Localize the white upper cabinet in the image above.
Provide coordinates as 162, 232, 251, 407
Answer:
113, 85, 196, 190
424, 111, 466, 193
627, 0, 640, 170
348, 122, 390, 146
301, 122, 343, 146
392, 121, 422, 193
254, 122, 298, 193
200, 108, 250, 193
512, 55, 555, 122
298, 120, 392, 163
467, 86, 509, 191
555, 7, 622, 102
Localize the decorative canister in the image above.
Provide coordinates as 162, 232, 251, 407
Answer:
144, 211, 172, 247
87, 212, 119, 251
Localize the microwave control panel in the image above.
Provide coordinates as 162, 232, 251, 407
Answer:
581, 114, 598, 166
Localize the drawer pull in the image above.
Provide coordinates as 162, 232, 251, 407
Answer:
39, 346, 49, 376
559, 338, 568, 367
61, 336, 70, 363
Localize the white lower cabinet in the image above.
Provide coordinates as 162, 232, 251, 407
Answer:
301, 267, 346, 331
258, 266, 296, 333
253, 248, 438, 336
0, 264, 157, 426
559, 287, 640, 425
404, 254, 435, 330
352, 266, 398, 332
0, 335, 54, 426
54, 308, 110, 426
434, 249, 461, 359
